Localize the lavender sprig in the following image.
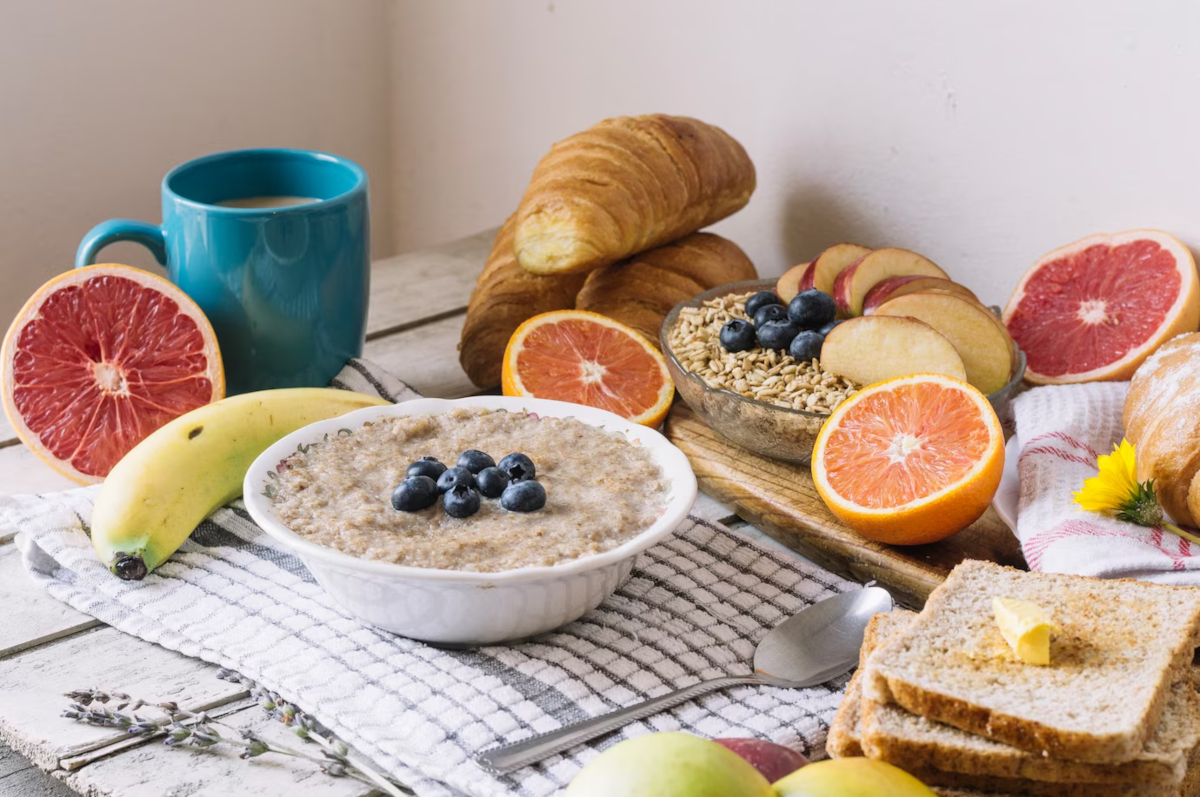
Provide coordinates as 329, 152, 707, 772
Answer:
63, 676, 409, 796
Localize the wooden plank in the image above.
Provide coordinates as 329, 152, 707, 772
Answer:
56, 703, 380, 797
363, 313, 475, 400
0, 446, 77, 503
1, 762, 76, 797
0, 627, 245, 771
366, 227, 495, 338
663, 402, 1025, 610
0, 543, 100, 659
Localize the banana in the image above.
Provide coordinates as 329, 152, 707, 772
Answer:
91, 388, 390, 580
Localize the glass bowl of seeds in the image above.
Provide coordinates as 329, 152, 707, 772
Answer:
661, 279, 859, 464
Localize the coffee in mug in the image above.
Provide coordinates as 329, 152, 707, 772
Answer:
216, 196, 320, 209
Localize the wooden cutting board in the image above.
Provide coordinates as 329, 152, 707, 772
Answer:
664, 403, 1026, 609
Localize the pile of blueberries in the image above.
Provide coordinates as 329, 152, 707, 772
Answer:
720, 289, 840, 361
392, 450, 545, 519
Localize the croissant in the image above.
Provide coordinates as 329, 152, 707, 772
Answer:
458, 216, 587, 388
514, 115, 755, 275
1122, 332, 1200, 527
575, 232, 757, 345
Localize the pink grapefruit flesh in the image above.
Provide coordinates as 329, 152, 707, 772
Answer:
2, 264, 225, 483
1003, 231, 1200, 384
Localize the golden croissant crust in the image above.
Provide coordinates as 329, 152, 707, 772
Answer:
458, 216, 587, 388
575, 232, 756, 345
514, 114, 755, 275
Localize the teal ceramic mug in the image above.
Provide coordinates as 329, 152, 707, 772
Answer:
76, 148, 370, 395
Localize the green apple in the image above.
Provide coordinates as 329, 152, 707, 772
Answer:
772, 758, 937, 796
566, 732, 773, 797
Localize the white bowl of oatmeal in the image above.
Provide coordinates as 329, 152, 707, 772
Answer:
242, 396, 697, 646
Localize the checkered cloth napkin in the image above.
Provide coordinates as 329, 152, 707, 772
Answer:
5, 359, 855, 797
1012, 382, 1200, 583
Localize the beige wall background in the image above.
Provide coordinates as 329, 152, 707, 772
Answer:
0, 0, 393, 325
7, 0, 1200, 324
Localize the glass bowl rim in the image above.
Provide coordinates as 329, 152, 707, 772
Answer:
659, 277, 1027, 418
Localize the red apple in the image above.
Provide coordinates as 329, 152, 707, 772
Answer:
873, 292, 1014, 394
714, 738, 808, 783
808, 243, 872, 295
862, 276, 977, 315
832, 248, 949, 317
820, 315, 967, 386
777, 260, 814, 304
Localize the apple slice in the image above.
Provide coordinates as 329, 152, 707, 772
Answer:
777, 260, 814, 303
862, 276, 978, 315
808, 243, 872, 295
820, 315, 967, 387
833, 248, 949, 317
874, 292, 1014, 394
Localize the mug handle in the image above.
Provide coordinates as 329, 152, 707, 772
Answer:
75, 219, 167, 269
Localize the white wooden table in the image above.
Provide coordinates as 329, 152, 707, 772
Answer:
0, 231, 759, 796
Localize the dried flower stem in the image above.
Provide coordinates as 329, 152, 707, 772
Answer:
63, 673, 410, 797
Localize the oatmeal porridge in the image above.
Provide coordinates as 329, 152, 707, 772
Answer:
271, 408, 670, 572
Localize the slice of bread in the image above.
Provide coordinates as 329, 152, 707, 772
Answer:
864, 676, 1200, 782
833, 610, 1200, 790
863, 560, 1200, 763
827, 610, 916, 758
863, 679, 1200, 787
921, 741, 1200, 796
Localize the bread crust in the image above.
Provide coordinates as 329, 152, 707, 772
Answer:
458, 216, 587, 388
514, 115, 755, 274
862, 560, 1200, 765
1123, 332, 1200, 527
575, 232, 756, 344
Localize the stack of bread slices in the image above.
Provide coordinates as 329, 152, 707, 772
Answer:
828, 560, 1200, 796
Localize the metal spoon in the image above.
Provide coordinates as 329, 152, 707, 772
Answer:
476, 585, 893, 774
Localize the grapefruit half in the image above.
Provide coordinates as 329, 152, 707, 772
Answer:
1003, 230, 1200, 384
2, 264, 224, 483
811, 372, 1004, 545
501, 310, 674, 427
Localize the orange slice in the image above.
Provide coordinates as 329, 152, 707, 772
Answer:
2, 264, 224, 483
812, 373, 1004, 545
501, 310, 674, 426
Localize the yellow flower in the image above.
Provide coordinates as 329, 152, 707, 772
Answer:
1073, 439, 1143, 514
1074, 439, 1200, 545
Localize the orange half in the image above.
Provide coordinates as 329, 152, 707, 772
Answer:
501, 310, 674, 427
812, 373, 1004, 545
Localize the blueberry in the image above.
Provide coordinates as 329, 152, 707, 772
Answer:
391, 475, 438, 512
443, 484, 482, 518
497, 452, 536, 482
456, 449, 495, 474
787, 289, 837, 331
756, 320, 801, 351
789, 330, 825, 362
817, 319, 843, 337
476, 466, 510, 498
743, 291, 783, 319
753, 304, 788, 328
405, 456, 446, 481
436, 466, 477, 493
501, 480, 547, 512
719, 319, 757, 353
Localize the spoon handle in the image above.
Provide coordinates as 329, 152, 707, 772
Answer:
475, 674, 762, 774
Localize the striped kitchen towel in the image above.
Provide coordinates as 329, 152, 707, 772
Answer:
5, 358, 854, 797
1012, 381, 1200, 583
